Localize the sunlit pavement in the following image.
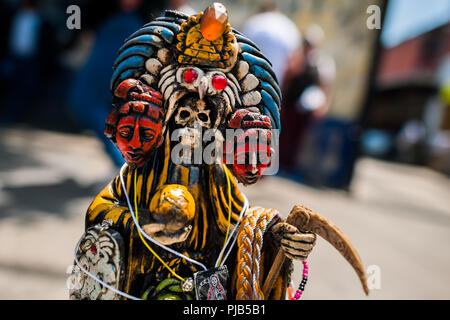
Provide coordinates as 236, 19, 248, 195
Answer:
0, 126, 449, 300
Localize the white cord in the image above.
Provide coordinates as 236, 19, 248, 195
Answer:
73, 162, 249, 301
73, 238, 141, 300
120, 163, 209, 271
121, 163, 249, 270
220, 219, 241, 267
215, 194, 249, 268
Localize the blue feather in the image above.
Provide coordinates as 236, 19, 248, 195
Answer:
126, 26, 174, 44
231, 27, 243, 36
239, 44, 271, 64
261, 90, 281, 130
110, 67, 143, 92
110, 57, 144, 91
250, 65, 281, 98
257, 104, 279, 134
119, 34, 163, 53
242, 53, 277, 84
113, 55, 145, 74
260, 81, 281, 107
143, 21, 181, 34
155, 16, 186, 25
235, 34, 261, 51
114, 46, 154, 68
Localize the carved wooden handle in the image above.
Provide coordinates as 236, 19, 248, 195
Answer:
261, 250, 285, 298
262, 205, 369, 299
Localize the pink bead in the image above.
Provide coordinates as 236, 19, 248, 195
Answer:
291, 260, 308, 301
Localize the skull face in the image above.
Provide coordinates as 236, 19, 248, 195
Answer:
174, 97, 211, 129
171, 95, 223, 165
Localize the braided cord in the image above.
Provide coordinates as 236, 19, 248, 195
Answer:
236, 212, 256, 300
251, 208, 277, 299
236, 207, 277, 300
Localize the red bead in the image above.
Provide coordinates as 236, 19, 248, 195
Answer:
212, 75, 227, 90
184, 69, 198, 83
90, 245, 97, 254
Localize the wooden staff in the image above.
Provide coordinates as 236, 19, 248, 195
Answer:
262, 205, 369, 298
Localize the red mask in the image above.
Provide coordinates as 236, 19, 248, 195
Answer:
116, 114, 162, 167
226, 129, 272, 185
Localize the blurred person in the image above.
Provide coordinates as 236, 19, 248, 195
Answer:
241, 1, 301, 87
279, 24, 336, 173
68, 0, 145, 167
0, 0, 59, 123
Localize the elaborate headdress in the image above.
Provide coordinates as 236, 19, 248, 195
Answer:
109, 3, 282, 132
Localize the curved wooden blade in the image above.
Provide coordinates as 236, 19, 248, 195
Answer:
288, 205, 369, 295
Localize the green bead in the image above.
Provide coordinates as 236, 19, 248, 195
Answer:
155, 278, 181, 293
168, 284, 184, 293
141, 286, 155, 300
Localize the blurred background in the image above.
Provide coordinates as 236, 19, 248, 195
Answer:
0, 0, 449, 299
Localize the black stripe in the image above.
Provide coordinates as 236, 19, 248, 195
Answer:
282, 243, 311, 252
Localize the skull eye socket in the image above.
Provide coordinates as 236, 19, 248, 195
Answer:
178, 110, 192, 121
198, 112, 209, 122
183, 69, 198, 83
212, 75, 227, 90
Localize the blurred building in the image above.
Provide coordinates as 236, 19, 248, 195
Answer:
365, 22, 450, 173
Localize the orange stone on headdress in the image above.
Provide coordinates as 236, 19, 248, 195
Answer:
200, 2, 228, 41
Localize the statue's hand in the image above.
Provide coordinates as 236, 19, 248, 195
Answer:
273, 222, 316, 260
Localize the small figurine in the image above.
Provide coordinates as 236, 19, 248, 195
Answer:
70, 3, 368, 300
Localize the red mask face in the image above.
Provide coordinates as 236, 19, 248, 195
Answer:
228, 129, 272, 185
116, 114, 162, 167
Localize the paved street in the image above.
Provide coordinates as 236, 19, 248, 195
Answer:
0, 126, 449, 299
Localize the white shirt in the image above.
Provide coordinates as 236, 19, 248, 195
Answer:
242, 11, 301, 87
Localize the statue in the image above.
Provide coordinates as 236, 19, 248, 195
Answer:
70, 3, 368, 300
